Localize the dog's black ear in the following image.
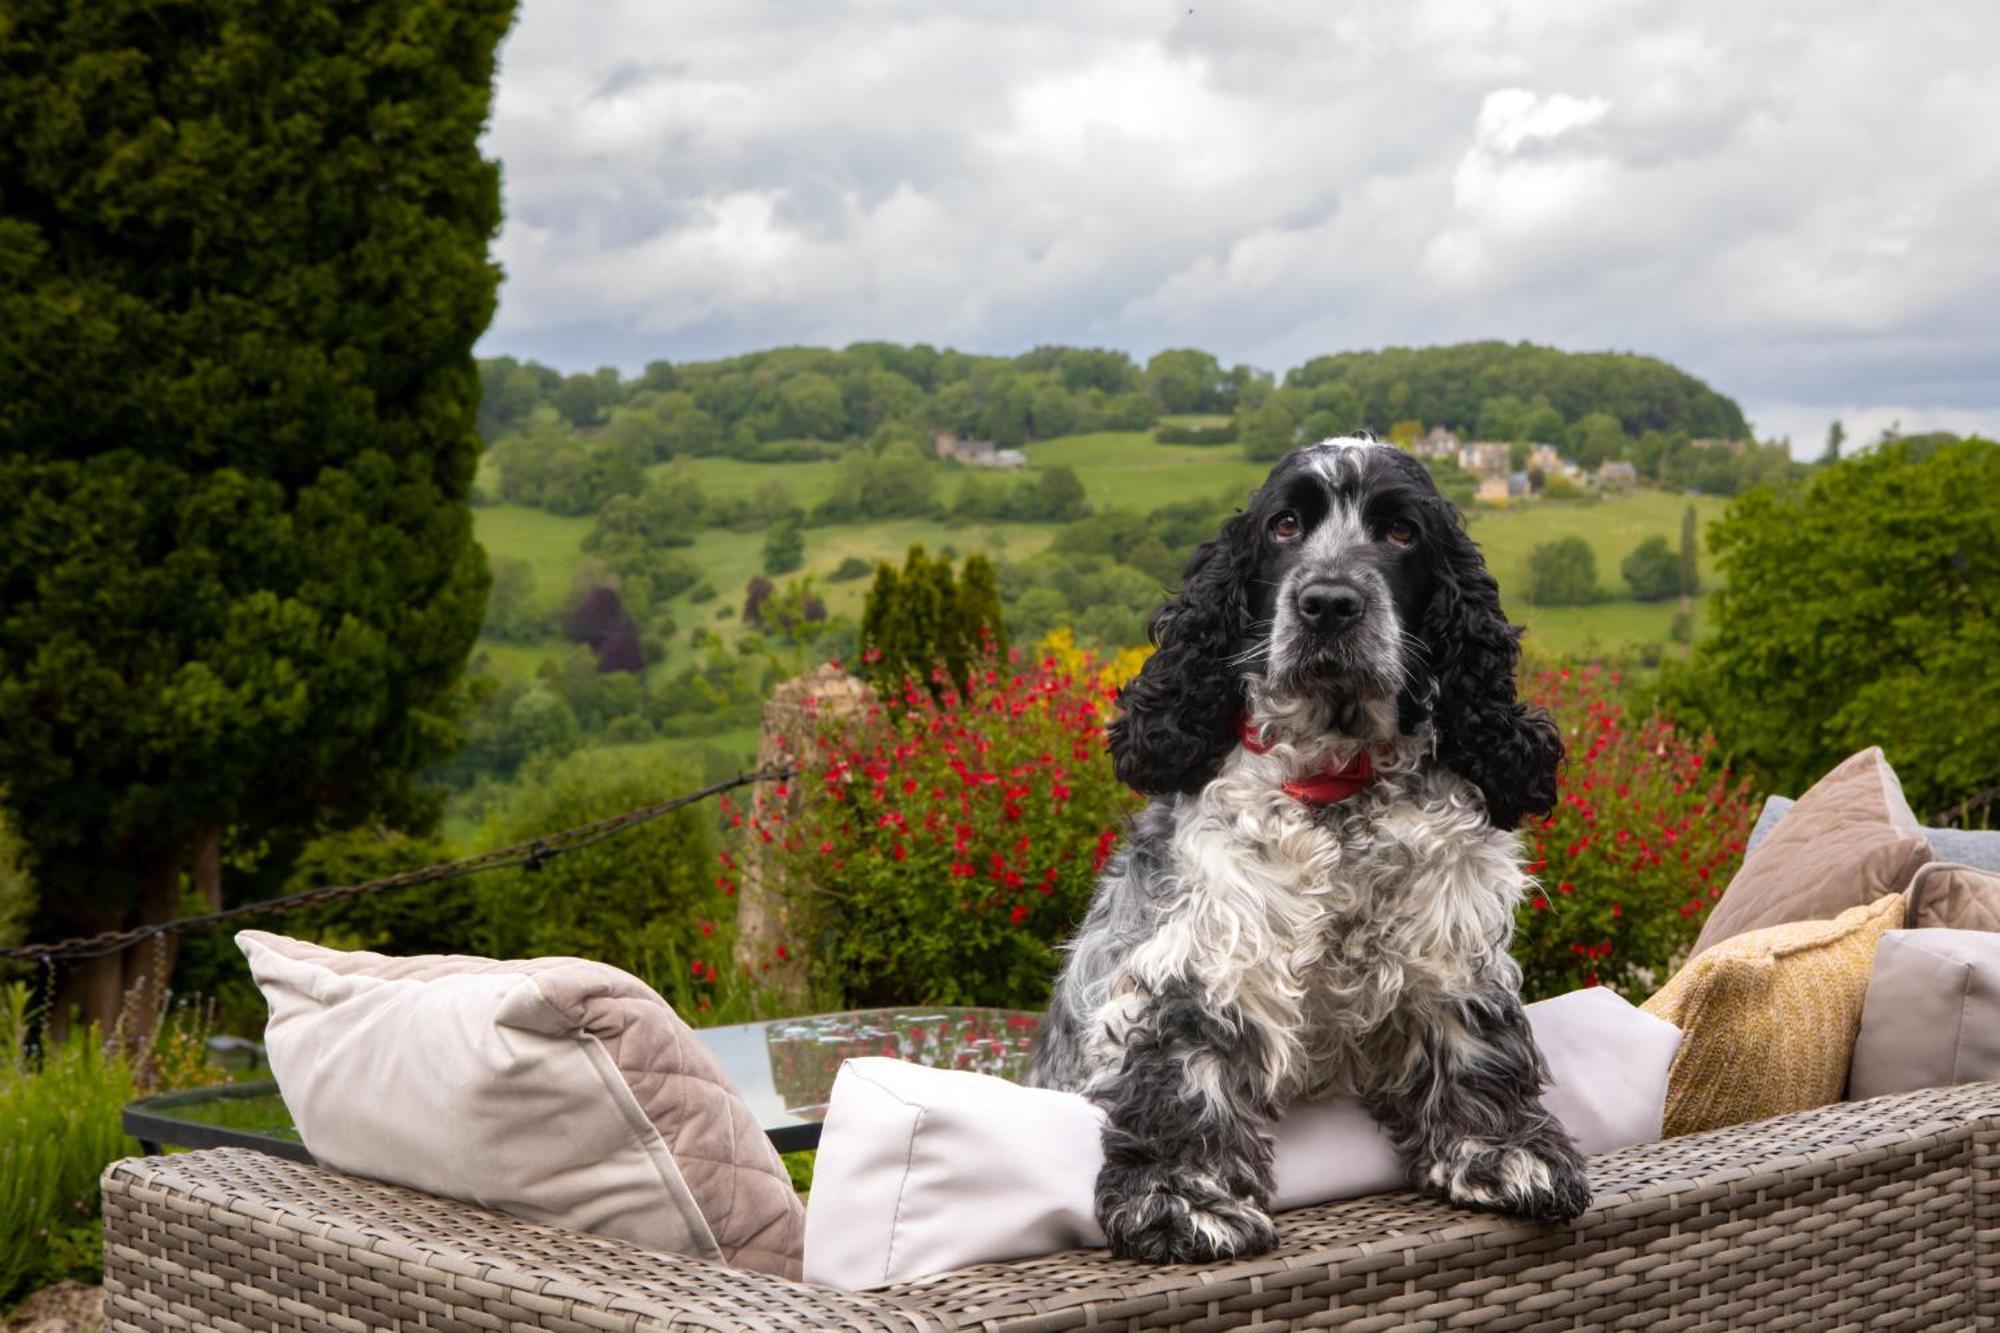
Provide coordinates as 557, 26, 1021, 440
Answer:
1414, 512, 1563, 830
1109, 511, 1255, 796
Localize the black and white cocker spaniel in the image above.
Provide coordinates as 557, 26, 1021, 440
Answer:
1027, 436, 1588, 1264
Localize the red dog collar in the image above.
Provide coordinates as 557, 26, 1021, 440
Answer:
1240, 719, 1377, 805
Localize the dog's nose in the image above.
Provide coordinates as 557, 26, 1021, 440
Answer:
1296, 581, 1365, 630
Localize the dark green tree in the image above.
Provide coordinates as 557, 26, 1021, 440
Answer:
553, 372, 612, 427
956, 554, 1010, 661
1146, 349, 1227, 413
1821, 420, 1846, 465
762, 515, 805, 575
0, 0, 513, 1029
1678, 502, 1700, 597
1240, 399, 1298, 461
1662, 438, 2000, 813
1620, 535, 1681, 601
859, 547, 1008, 695
1028, 465, 1091, 522
1523, 537, 1601, 606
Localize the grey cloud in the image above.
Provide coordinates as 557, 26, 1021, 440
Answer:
478, 0, 2000, 445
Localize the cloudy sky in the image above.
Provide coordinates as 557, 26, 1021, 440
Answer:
478, 0, 2000, 451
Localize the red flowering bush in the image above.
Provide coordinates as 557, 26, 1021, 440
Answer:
1512, 663, 1759, 1000
746, 645, 1142, 1009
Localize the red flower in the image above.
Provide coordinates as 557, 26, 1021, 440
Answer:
1009, 905, 1029, 926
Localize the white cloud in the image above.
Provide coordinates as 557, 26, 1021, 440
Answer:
478, 0, 2000, 445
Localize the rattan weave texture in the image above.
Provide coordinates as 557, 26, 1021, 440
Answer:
104, 1081, 2000, 1331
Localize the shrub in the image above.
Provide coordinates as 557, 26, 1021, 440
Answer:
829, 556, 873, 582
858, 547, 1007, 695
762, 515, 805, 575
1620, 535, 1681, 601
1510, 664, 1757, 999
1523, 536, 1600, 605
0, 986, 135, 1305
0, 985, 228, 1306
748, 646, 1142, 1008
469, 748, 733, 1008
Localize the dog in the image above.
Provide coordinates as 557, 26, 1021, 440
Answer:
1026, 436, 1588, 1264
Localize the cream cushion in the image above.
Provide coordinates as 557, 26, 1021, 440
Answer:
237, 930, 805, 1277
803, 986, 1681, 1288
1850, 922, 2000, 1101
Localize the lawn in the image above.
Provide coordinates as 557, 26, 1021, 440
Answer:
1516, 596, 1708, 660
1466, 492, 1729, 601
471, 503, 595, 615
645, 455, 848, 510
1023, 431, 1270, 512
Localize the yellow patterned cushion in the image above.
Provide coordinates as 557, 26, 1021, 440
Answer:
1641, 893, 1905, 1137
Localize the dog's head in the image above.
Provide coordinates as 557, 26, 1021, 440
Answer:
1108, 436, 1562, 829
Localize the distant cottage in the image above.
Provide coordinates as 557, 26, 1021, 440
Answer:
1596, 460, 1639, 488
1458, 442, 1511, 477
1413, 426, 1461, 461
931, 429, 1025, 469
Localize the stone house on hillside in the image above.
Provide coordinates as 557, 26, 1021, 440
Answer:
1413, 426, 1461, 461
1458, 441, 1511, 476
931, 429, 1025, 469
1596, 460, 1639, 488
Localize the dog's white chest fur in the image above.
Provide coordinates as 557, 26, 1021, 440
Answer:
1115, 745, 1525, 1105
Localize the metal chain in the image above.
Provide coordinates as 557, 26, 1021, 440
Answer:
0, 765, 795, 964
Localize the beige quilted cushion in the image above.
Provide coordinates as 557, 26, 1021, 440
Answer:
1906, 862, 2000, 930
238, 931, 804, 1277
1642, 894, 1904, 1137
1692, 747, 1930, 956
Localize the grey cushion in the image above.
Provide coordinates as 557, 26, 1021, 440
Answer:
1849, 928, 2000, 1101
1749, 794, 2000, 871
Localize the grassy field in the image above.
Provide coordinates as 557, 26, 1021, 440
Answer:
473, 440, 1729, 690
1467, 491, 1728, 600
644, 455, 848, 509
471, 504, 595, 615
1025, 431, 1270, 512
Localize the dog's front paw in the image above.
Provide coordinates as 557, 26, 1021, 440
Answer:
1420, 1135, 1592, 1223
1097, 1162, 1278, 1264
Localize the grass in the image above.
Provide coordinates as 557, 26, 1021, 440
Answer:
475, 446, 1733, 687
472, 504, 596, 615
1023, 430, 1270, 513
1465, 492, 1730, 602
646, 455, 848, 510
0, 986, 139, 1306
1517, 596, 1708, 660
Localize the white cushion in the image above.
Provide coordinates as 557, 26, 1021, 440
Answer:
238, 930, 806, 1277
804, 986, 1680, 1287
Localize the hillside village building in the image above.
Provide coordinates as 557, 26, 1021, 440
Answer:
1413, 426, 1461, 461
931, 429, 1025, 469
1458, 441, 1512, 476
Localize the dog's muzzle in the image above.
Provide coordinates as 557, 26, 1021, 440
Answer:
1294, 580, 1366, 634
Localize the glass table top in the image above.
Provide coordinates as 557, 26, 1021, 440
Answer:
125, 1006, 1042, 1160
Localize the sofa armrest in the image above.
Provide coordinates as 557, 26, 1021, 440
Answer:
104, 1081, 2000, 1331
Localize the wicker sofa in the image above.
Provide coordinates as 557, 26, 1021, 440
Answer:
103, 1079, 2000, 1332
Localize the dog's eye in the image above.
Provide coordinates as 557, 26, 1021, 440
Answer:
1384, 520, 1417, 548
1269, 511, 1303, 542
